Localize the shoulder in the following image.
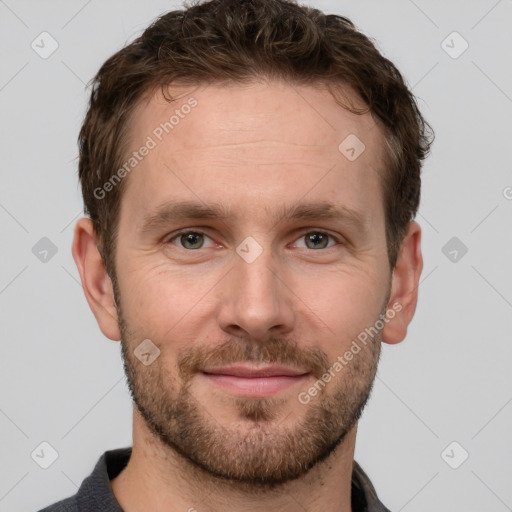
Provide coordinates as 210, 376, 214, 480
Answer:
35, 447, 131, 512
36, 495, 77, 511
352, 460, 392, 512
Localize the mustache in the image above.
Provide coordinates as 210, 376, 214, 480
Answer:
177, 336, 330, 382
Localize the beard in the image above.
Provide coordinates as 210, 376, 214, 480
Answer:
114, 286, 384, 488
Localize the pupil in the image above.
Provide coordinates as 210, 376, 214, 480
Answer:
307, 233, 326, 249
183, 233, 202, 249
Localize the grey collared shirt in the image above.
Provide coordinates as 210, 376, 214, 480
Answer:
37, 447, 391, 512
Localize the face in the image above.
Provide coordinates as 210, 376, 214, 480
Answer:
113, 79, 392, 486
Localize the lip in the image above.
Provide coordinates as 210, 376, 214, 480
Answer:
202, 364, 308, 378
201, 365, 309, 397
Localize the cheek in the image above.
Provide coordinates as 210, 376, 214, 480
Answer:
118, 259, 219, 341
297, 266, 386, 348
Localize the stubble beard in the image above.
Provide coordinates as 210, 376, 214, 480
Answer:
115, 286, 383, 488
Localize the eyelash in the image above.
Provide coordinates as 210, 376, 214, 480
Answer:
165, 229, 343, 250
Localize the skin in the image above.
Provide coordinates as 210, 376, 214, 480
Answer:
72, 79, 423, 512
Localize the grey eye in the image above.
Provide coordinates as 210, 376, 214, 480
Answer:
179, 232, 205, 249
304, 232, 331, 249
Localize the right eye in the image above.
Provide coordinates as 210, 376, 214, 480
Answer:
167, 230, 216, 250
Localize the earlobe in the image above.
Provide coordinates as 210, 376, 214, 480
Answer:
71, 217, 121, 341
381, 221, 423, 345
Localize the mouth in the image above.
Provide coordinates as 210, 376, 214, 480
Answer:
201, 364, 310, 397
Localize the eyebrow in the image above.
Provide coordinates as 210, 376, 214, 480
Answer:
139, 200, 368, 234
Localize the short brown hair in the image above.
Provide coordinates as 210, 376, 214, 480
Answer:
78, 0, 433, 278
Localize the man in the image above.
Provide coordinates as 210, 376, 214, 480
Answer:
38, 0, 432, 510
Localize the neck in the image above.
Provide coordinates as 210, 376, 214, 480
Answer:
111, 408, 357, 512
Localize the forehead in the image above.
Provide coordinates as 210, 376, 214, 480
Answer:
120, 79, 387, 226
130, 79, 383, 154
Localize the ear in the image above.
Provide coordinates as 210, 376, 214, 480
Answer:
71, 217, 121, 341
381, 221, 423, 345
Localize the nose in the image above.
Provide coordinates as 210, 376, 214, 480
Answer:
217, 245, 296, 341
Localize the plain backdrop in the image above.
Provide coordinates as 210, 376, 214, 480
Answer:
1, 1, 511, 511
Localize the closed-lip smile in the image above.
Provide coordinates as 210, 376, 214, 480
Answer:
202, 364, 309, 378
201, 364, 310, 397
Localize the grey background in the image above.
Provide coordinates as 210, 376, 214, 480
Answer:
1, 0, 511, 510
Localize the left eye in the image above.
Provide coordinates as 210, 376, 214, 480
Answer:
168, 231, 338, 251
294, 232, 338, 250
